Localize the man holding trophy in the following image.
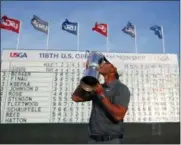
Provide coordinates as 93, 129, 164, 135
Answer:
72, 52, 130, 144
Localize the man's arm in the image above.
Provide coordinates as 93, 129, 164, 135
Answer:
72, 94, 92, 102
96, 84, 130, 122
71, 85, 93, 102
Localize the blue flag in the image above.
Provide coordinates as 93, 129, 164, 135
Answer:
122, 21, 135, 37
150, 25, 162, 39
62, 19, 78, 35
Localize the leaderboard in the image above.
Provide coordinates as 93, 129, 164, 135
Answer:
0, 50, 180, 123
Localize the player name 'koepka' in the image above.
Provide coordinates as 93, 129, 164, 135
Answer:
10, 82, 31, 87
9, 82, 39, 91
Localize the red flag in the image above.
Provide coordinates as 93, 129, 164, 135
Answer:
0, 15, 20, 33
92, 22, 108, 37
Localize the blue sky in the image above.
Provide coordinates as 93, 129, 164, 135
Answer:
1, 1, 180, 56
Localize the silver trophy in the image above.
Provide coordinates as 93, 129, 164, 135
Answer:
80, 51, 105, 92
72, 51, 105, 98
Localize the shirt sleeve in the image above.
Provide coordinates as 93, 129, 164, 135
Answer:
112, 84, 130, 108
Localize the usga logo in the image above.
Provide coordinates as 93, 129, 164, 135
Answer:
10, 52, 27, 58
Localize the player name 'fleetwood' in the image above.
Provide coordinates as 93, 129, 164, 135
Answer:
7, 101, 38, 106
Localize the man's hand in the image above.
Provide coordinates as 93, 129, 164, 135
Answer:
94, 83, 104, 96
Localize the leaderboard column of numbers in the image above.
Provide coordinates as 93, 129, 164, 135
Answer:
67, 61, 74, 123
150, 64, 165, 122
66, 61, 92, 123
164, 64, 179, 122
52, 61, 64, 123
69, 61, 78, 123
60, 61, 71, 122
52, 61, 71, 123
3, 62, 54, 123
121, 63, 151, 122
136, 64, 154, 122
122, 63, 167, 122
72, 61, 83, 123
150, 64, 179, 122
44, 62, 58, 123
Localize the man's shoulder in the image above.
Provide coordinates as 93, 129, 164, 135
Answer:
114, 80, 130, 95
114, 80, 129, 89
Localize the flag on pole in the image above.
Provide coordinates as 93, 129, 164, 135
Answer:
62, 19, 78, 35
0, 15, 20, 33
122, 21, 135, 37
150, 25, 165, 53
92, 22, 108, 52
92, 22, 108, 37
0, 15, 21, 50
31, 15, 48, 34
31, 15, 49, 49
122, 22, 137, 53
150, 25, 162, 39
62, 19, 79, 51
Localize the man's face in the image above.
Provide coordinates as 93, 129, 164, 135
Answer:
99, 62, 116, 75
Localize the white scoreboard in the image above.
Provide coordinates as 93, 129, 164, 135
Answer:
0, 50, 180, 123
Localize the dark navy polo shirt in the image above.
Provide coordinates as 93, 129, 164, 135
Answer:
88, 79, 130, 135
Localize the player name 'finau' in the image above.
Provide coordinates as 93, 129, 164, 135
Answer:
10, 76, 28, 81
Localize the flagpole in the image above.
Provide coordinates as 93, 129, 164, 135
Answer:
134, 25, 138, 53
46, 22, 49, 50
161, 26, 165, 53
16, 20, 22, 50
106, 24, 109, 52
77, 22, 79, 51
